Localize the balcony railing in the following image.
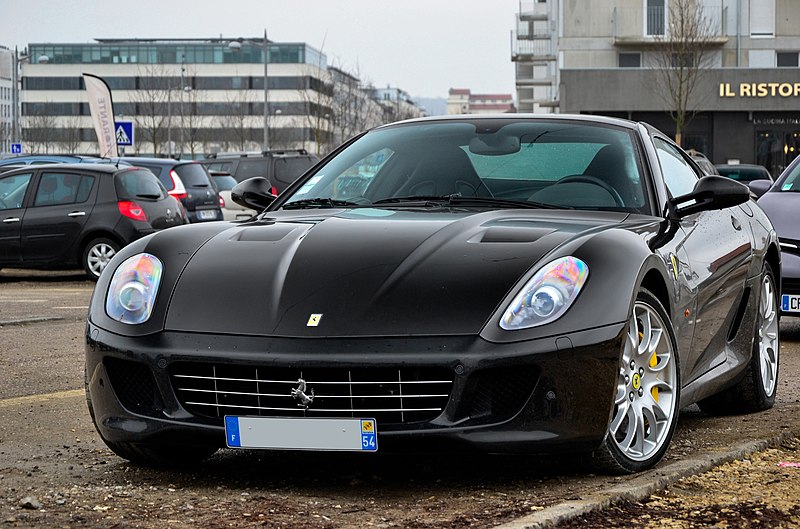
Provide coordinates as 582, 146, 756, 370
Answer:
512, 37, 554, 59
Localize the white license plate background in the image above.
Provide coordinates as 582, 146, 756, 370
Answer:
782, 294, 800, 313
198, 210, 216, 219
225, 416, 377, 451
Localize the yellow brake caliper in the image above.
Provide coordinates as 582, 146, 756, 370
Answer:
641, 330, 660, 402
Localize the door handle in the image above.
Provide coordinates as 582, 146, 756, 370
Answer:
731, 215, 742, 231
2, 217, 20, 223
67, 211, 86, 217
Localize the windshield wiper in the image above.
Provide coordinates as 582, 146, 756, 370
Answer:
282, 197, 362, 209
372, 194, 567, 209
136, 193, 162, 199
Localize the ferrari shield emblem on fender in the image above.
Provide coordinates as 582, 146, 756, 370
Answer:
669, 253, 679, 281
307, 313, 322, 327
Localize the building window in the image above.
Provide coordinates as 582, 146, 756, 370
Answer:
619, 53, 642, 68
777, 52, 799, 67
750, 0, 775, 37
646, 0, 666, 36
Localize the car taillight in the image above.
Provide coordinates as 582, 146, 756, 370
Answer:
271, 186, 279, 196
118, 201, 147, 222
219, 195, 225, 208
169, 170, 187, 200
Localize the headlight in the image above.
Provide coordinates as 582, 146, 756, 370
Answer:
105, 253, 163, 324
500, 256, 588, 330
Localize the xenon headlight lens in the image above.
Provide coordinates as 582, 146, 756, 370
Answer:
105, 253, 163, 324
500, 256, 588, 330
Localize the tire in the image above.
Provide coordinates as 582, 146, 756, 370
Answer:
590, 288, 681, 474
102, 440, 218, 469
697, 263, 779, 415
82, 237, 120, 280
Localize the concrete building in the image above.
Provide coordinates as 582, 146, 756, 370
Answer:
446, 89, 516, 114
0, 47, 13, 155
11, 38, 424, 157
371, 85, 426, 121
513, 0, 800, 176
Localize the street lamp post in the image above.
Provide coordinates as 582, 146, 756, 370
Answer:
228, 29, 269, 152
166, 57, 191, 158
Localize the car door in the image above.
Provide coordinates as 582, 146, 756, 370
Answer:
0, 171, 34, 265
655, 138, 753, 384
20, 170, 97, 265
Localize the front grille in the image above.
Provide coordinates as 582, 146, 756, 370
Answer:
104, 357, 163, 416
171, 363, 454, 425
783, 277, 800, 296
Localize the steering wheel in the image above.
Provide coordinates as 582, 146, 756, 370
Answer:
556, 175, 624, 207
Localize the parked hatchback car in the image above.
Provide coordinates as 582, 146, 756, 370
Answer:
0, 163, 185, 279
120, 158, 223, 223
715, 163, 773, 183
200, 149, 318, 194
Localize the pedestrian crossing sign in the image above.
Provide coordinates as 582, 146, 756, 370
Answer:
115, 120, 134, 147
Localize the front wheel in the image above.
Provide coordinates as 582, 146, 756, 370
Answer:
82, 237, 119, 280
591, 288, 681, 474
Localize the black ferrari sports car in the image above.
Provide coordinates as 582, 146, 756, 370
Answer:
86, 114, 781, 474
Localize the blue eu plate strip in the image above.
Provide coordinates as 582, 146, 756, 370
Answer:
225, 416, 241, 447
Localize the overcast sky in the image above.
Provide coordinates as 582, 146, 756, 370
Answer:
2, 0, 519, 100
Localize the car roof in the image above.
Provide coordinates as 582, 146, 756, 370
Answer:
120, 157, 199, 167
378, 113, 642, 131
715, 164, 769, 171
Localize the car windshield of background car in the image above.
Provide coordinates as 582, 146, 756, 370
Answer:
212, 174, 238, 191
115, 170, 168, 200
175, 164, 212, 187
779, 164, 800, 192
284, 120, 647, 212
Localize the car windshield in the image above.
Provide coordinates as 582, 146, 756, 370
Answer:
282, 119, 649, 213
115, 169, 168, 200
778, 162, 800, 192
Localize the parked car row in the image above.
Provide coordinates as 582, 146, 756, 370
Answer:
0, 151, 319, 279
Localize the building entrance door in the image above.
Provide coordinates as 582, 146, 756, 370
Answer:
755, 130, 800, 179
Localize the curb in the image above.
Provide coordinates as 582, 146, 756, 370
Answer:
494, 430, 793, 529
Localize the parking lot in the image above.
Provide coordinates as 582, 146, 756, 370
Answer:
3, 269, 800, 528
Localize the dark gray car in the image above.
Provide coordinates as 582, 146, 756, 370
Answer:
120, 158, 223, 223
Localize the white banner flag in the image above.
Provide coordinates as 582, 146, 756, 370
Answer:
82, 73, 118, 158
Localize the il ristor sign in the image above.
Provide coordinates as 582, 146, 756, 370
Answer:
719, 82, 800, 98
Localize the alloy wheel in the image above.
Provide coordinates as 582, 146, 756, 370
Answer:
757, 274, 779, 397
610, 301, 678, 462
87, 242, 116, 277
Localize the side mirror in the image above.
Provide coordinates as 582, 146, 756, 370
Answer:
747, 179, 772, 199
231, 177, 276, 211
671, 175, 750, 218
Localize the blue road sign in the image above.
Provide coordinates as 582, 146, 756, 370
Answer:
115, 121, 134, 147
11, 143, 22, 154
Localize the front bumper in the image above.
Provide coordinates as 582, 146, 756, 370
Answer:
85, 321, 625, 454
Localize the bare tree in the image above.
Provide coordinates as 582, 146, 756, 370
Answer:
0, 122, 12, 154
129, 63, 171, 156
647, 0, 718, 146
22, 107, 58, 154
217, 88, 257, 152
328, 64, 384, 152
56, 115, 83, 154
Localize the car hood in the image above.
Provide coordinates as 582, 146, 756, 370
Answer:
163, 208, 631, 337
757, 192, 800, 241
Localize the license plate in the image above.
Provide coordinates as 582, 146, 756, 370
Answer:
225, 416, 378, 452
198, 210, 217, 219
782, 294, 800, 313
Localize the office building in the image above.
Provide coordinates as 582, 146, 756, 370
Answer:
513, 0, 800, 176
